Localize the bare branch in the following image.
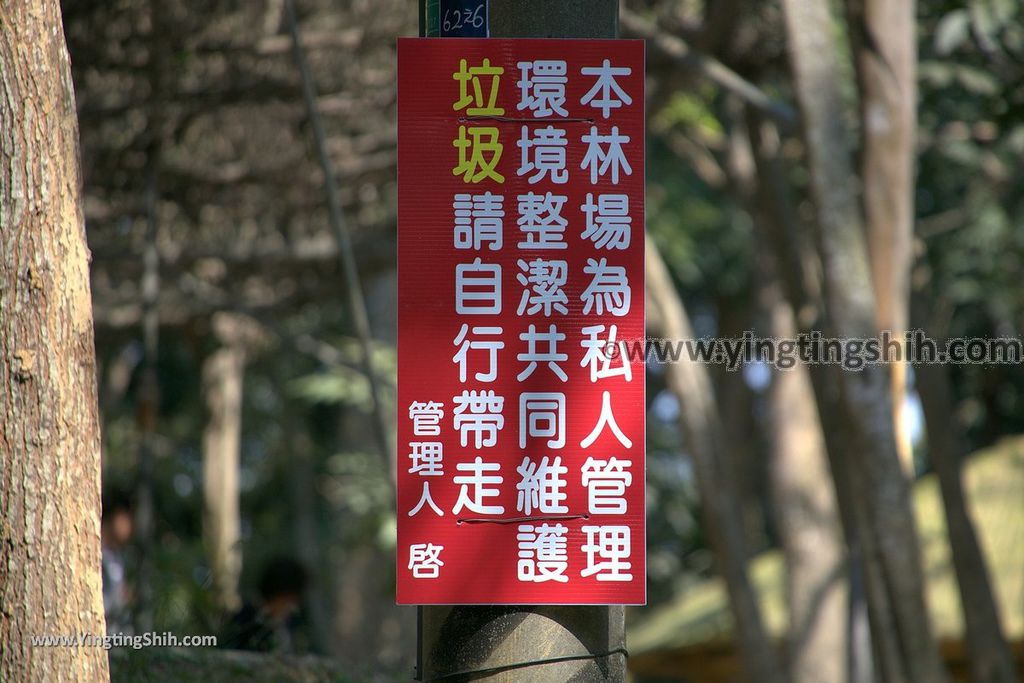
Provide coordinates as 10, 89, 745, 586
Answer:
620, 9, 799, 130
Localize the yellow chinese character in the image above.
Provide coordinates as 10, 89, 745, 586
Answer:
453, 58, 505, 116
453, 125, 505, 184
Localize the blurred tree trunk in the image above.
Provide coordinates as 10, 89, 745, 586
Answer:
714, 293, 765, 556
133, 147, 161, 634
0, 1, 111, 680
741, 164, 847, 680
850, 4, 1016, 680
284, 413, 334, 656
285, 0, 397, 493
779, 0, 949, 680
731, 107, 847, 683
132, 0, 168, 633
202, 340, 246, 615
762, 271, 847, 683
645, 240, 786, 683
748, 112, 893, 683
848, 0, 916, 475
913, 295, 1019, 683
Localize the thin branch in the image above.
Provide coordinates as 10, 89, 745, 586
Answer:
284, 0, 396, 493
620, 9, 799, 131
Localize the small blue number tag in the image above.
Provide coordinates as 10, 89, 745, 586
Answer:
438, 0, 488, 37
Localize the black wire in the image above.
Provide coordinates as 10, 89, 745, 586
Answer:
458, 115, 596, 123
456, 513, 590, 525
423, 647, 629, 681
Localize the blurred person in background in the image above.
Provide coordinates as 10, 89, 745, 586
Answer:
101, 488, 135, 634
221, 555, 309, 653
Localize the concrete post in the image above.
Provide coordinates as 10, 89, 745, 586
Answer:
416, 1, 627, 681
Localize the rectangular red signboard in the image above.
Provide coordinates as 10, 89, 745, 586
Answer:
397, 38, 645, 605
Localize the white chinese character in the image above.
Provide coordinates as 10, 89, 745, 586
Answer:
517, 523, 569, 583
452, 457, 505, 515
515, 456, 568, 515
408, 441, 444, 476
453, 324, 504, 382
517, 324, 568, 382
580, 390, 633, 449
456, 258, 502, 315
517, 192, 568, 250
581, 193, 631, 250
581, 456, 633, 514
581, 126, 632, 184
519, 392, 565, 449
454, 192, 504, 250
517, 126, 568, 185
408, 543, 445, 578
581, 526, 632, 581
581, 258, 631, 317
408, 481, 444, 517
580, 60, 633, 119
453, 390, 504, 448
580, 324, 632, 382
516, 60, 568, 118
409, 401, 444, 436
517, 258, 568, 316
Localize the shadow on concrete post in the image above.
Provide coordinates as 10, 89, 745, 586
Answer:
419, 605, 626, 682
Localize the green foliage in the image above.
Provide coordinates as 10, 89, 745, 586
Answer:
323, 450, 395, 548
288, 341, 396, 414
654, 90, 725, 142
646, 133, 752, 297
918, 0, 1024, 440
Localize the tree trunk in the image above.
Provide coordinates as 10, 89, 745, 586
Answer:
714, 293, 766, 557
748, 111, 892, 683
284, 412, 334, 656
760, 252, 847, 683
779, 0, 949, 680
913, 297, 1019, 683
733, 109, 847, 683
848, 0, 916, 476
202, 343, 246, 615
645, 240, 787, 683
0, 2, 111, 680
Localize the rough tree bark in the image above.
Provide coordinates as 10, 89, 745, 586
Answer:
847, 0, 916, 476
645, 240, 786, 683
779, 0, 949, 680
0, 1, 111, 681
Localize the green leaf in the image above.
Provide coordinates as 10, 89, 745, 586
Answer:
935, 10, 970, 55
955, 65, 1000, 95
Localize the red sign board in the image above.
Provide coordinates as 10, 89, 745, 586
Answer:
397, 38, 645, 605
